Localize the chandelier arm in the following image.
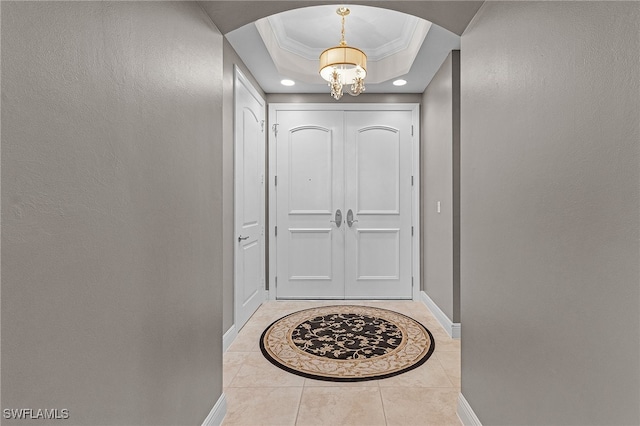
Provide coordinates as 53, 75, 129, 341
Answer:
348, 77, 366, 96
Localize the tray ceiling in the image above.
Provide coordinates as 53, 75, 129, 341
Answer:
225, 5, 462, 94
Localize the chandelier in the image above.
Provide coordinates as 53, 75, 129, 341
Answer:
319, 7, 367, 100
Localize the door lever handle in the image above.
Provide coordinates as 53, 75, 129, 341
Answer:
346, 209, 358, 227
329, 209, 342, 228
238, 235, 249, 242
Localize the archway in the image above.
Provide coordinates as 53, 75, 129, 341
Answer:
199, 1, 483, 36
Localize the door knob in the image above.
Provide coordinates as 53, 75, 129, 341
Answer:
346, 209, 358, 227
329, 209, 342, 227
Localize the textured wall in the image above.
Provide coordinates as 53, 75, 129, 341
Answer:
222, 38, 266, 333
421, 51, 460, 323
460, 2, 640, 424
1, 2, 224, 424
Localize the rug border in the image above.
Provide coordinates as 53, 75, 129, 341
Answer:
259, 305, 436, 383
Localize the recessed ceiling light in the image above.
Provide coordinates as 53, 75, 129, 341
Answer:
393, 79, 407, 86
281, 79, 295, 86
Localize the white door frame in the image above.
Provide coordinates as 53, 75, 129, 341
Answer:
234, 66, 266, 331
268, 103, 420, 301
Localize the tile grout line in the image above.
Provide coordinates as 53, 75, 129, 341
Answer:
293, 384, 305, 426
223, 352, 253, 388
433, 352, 461, 387
432, 353, 456, 388
378, 385, 389, 425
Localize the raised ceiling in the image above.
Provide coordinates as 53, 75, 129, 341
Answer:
199, 0, 482, 93
225, 5, 462, 94
263, 7, 426, 62
254, 6, 432, 86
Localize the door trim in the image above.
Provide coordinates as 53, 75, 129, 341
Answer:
268, 103, 420, 300
233, 66, 266, 329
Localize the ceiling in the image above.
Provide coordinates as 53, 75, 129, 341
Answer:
225, 5, 461, 94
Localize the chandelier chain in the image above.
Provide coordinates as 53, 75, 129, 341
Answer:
319, 7, 366, 100
337, 7, 349, 46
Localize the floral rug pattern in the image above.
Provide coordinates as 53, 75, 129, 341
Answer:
291, 313, 402, 360
260, 305, 435, 382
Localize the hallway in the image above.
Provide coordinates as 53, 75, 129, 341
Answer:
2, 2, 638, 425
223, 301, 460, 425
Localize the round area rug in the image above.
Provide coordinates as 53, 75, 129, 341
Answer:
259, 305, 435, 382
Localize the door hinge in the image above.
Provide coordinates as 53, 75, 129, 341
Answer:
275, 276, 278, 287
411, 175, 414, 186
411, 125, 414, 136
275, 175, 278, 186
261, 120, 265, 133
275, 226, 277, 236
411, 226, 414, 236
412, 276, 414, 287
272, 123, 279, 136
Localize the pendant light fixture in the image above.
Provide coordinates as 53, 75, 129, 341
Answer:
319, 7, 367, 100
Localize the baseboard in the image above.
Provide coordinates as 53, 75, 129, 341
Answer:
451, 322, 461, 339
457, 393, 481, 426
420, 291, 461, 339
202, 393, 227, 426
223, 325, 237, 353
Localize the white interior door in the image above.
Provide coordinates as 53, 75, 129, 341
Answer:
275, 110, 345, 298
344, 111, 413, 298
272, 105, 415, 299
234, 68, 265, 329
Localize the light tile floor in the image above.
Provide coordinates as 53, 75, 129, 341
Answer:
223, 300, 461, 426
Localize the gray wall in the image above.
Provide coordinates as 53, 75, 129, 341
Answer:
222, 39, 266, 333
421, 50, 460, 323
1, 2, 224, 425
460, 2, 640, 424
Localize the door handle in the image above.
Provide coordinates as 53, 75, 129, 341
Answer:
238, 235, 249, 242
346, 209, 358, 227
329, 209, 342, 228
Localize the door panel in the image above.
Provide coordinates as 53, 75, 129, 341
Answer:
234, 70, 265, 330
356, 127, 400, 214
345, 111, 412, 298
241, 240, 261, 301
276, 111, 345, 298
288, 127, 334, 214
288, 228, 333, 280
242, 108, 261, 226
356, 229, 400, 280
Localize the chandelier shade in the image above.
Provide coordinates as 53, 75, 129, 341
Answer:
319, 45, 367, 84
319, 7, 367, 100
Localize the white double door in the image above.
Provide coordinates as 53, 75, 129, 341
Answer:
274, 107, 415, 299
